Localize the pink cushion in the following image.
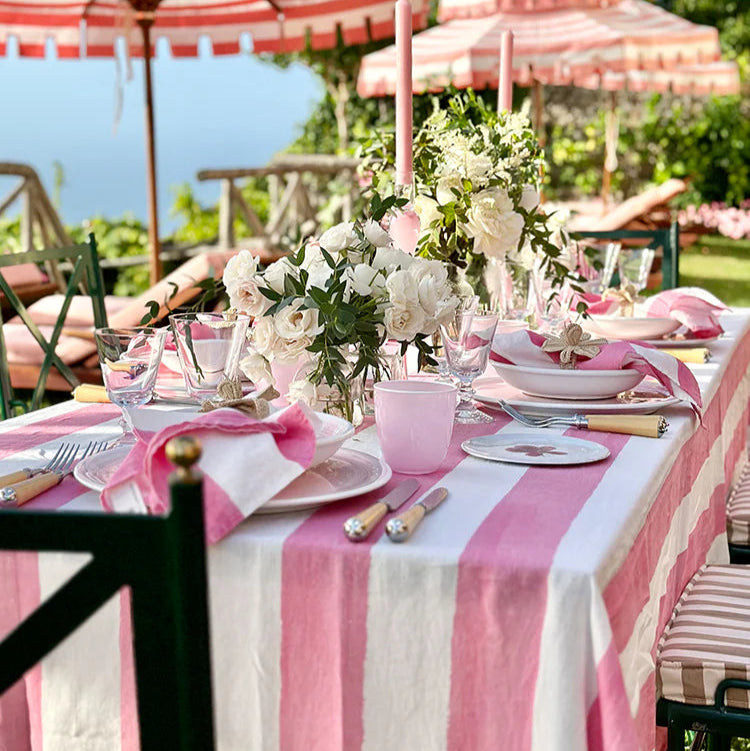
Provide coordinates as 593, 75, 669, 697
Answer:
0, 263, 48, 287
7, 294, 132, 328
2, 323, 96, 366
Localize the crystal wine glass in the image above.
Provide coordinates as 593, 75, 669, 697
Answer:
439, 309, 498, 424
618, 247, 656, 293
94, 327, 167, 445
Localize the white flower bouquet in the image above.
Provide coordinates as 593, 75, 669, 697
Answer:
360, 89, 568, 290
223, 200, 459, 421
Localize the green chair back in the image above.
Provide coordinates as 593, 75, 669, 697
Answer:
572, 222, 680, 290
0, 233, 108, 419
0, 437, 215, 751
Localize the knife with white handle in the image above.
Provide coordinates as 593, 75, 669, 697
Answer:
343, 478, 420, 541
385, 487, 448, 543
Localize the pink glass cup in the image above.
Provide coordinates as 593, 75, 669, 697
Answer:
374, 380, 458, 475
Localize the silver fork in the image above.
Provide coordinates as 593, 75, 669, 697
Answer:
494, 399, 668, 438
0, 442, 77, 487
0, 440, 111, 507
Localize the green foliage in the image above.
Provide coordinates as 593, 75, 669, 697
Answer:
69, 214, 150, 296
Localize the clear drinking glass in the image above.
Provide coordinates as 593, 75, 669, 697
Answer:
169, 312, 251, 401
618, 247, 656, 292
439, 309, 499, 424
94, 327, 167, 444
576, 241, 621, 294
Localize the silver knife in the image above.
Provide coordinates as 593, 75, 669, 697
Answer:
385, 487, 449, 543
343, 478, 420, 541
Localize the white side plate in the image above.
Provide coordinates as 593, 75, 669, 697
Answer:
583, 315, 681, 340
462, 433, 610, 466
474, 376, 679, 416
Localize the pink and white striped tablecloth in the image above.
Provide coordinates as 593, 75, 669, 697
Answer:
2, 313, 750, 751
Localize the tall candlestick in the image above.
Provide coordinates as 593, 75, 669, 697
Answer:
395, 0, 413, 187
498, 29, 514, 114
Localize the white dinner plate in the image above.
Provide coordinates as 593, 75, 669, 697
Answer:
74, 446, 391, 515
257, 449, 391, 514
462, 433, 610, 466
474, 376, 679, 416
639, 334, 720, 349
583, 315, 681, 341
492, 362, 645, 400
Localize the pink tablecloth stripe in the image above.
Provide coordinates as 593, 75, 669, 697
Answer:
446, 430, 630, 751
278, 419, 501, 751
0, 405, 118, 460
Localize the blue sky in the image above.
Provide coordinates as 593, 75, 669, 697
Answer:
1, 40, 322, 232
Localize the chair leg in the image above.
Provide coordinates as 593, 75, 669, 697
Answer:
668, 720, 686, 751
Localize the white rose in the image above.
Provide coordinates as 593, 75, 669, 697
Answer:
519, 185, 541, 212
319, 222, 355, 253
287, 379, 319, 409
347, 264, 386, 297
262, 257, 296, 294
363, 219, 392, 248
274, 300, 323, 341
373, 246, 413, 275
222, 250, 259, 291
251, 317, 279, 359
462, 187, 525, 261
464, 152, 493, 187
384, 303, 426, 341
436, 174, 464, 205
386, 269, 420, 308
227, 275, 272, 317
239, 351, 272, 385
275, 335, 315, 364
300, 244, 334, 290
413, 195, 441, 236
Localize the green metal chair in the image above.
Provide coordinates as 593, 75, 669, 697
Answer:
572, 221, 680, 290
0, 436, 215, 751
0, 233, 108, 419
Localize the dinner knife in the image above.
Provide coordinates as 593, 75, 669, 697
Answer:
385, 487, 448, 543
343, 478, 420, 541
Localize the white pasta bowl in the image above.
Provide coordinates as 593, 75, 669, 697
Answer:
583, 315, 681, 341
310, 412, 355, 466
492, 362, 645, 400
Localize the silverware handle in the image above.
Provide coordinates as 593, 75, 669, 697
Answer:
0, 469, 32, 486
0, 473, 63, 507
386, 504, 427, 543
584, 414, 668, 438
344, 502, 388, 541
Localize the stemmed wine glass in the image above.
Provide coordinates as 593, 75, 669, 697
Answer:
94, 327, 167, 445
618, 247, 656, 293
439, 307, 499, 424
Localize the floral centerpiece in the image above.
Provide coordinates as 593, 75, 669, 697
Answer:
223, 198, 459, 422
359, 89, 571, 302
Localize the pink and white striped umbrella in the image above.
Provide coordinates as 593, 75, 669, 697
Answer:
358, 0, 740, 97
0, 0, 428, 284
439, 0, 621, 20
0, 0, 429, 58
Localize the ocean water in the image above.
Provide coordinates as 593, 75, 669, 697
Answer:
1, 40, 322, 234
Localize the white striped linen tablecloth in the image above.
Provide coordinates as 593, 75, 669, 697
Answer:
1, 312, 750, 751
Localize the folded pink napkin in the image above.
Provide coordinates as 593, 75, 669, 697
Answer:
491, 329, 702, 413
640, 287, 728, 338
101, 403, 317, 543
577, 287, 728, 338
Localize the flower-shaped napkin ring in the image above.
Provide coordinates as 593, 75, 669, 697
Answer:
603, 282, 640, 317
200, 379, 279, 419
542, 322, 608, 369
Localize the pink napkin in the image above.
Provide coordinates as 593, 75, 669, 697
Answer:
640, 287, 728, 338
491, 329, 702, 413
101, 403, 317, 543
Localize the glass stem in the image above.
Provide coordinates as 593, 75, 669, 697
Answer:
457, 380, 475, 410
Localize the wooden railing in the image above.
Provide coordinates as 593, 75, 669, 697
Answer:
196, 154, 362, 259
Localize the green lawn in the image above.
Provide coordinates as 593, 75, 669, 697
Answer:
679, 235, 750, 305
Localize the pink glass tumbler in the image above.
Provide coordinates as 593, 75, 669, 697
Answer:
374, 380, 458, 474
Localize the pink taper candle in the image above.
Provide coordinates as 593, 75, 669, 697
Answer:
498, 29, 514, 114
395, 0, 414, 187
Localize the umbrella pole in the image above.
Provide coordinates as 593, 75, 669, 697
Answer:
138, 16, 162, 284
600, 91, 619, 209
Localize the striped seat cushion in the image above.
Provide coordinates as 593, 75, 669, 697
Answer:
727, 462, 750, 546
657, 564, 750, 708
